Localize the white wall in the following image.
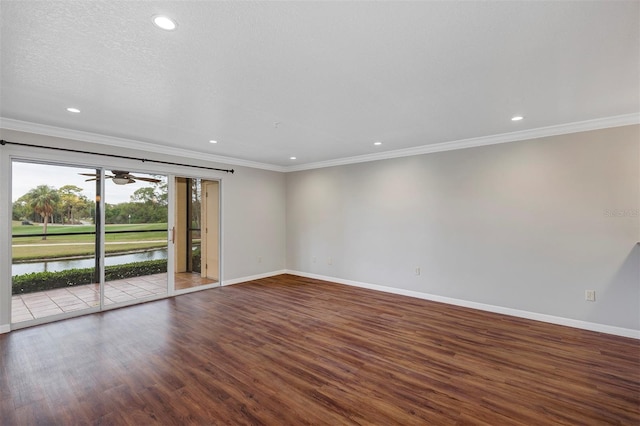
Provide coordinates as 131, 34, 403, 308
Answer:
0, 129, 286, 330
286, 125, 640, 333
222, 165, 286, 280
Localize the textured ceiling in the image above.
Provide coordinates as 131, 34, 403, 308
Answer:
1, 1, 639, 168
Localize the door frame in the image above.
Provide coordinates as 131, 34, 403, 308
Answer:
6, 156, 173, 329
171, 175, 222, 295
1, 143, 227, 331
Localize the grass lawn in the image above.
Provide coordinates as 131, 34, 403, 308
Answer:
12, 222, 166, 236
12, 223, 169, 260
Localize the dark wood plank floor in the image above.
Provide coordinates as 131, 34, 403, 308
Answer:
1, 274, 638, 425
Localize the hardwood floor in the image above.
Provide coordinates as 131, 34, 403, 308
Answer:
1, 274, 638, 425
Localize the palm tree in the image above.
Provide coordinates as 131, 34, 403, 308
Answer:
59, 185, 83, 225
25, 185, 60, 240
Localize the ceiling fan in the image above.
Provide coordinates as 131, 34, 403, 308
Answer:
80, 171, 162, 185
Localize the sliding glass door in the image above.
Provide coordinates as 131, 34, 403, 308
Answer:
11, 160, 169, 325
11, 161, 99, 323
102, 171, 168, 306
174, 177, 219, 292
10, 160, 222, 327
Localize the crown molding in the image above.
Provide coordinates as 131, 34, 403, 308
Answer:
2, 113, 638, 174
0, 118, 287, 172
284, 113, 640, 172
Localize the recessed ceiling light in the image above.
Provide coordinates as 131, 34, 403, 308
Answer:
374, 141, 382, 146
511, 115, 524, 121
209, 140, 217, 144
153, 15, 177, 31
290, 157, 297, 160
66, 107, 80, 113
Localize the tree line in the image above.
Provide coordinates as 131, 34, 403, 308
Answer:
13, 183, 168, 239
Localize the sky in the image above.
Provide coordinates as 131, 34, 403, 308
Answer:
11, 161, 164, 204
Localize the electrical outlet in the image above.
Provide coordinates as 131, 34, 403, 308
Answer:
258, 256, 262, 263
585, 290, 596, 302
328, 257, 332, 265
415, 267, 421, 276
312, 257, 316, 263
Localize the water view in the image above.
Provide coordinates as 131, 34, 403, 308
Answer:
12, 248, 168, 276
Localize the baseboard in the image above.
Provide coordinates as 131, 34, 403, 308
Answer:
285, 270, 640, 340
0, 324, 10, 334
223, 270, 287, 286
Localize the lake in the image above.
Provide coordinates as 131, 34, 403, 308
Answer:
12, 248, 168, 276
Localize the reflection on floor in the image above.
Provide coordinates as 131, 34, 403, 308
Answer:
175, 272, 218, 290
11, 272, 219, 324
11, 273, 168, 323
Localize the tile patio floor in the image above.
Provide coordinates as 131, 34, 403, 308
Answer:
11, 273, 169, 323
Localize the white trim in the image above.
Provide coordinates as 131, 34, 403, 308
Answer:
3, 114, 638, 174
285, 270, 640, 340
285, 113, 640, 172
0, 148, 11, 329
0, 324, 10, 334
219, 179, 225, 293
0, 118, 286, 173
167, 174, 176, 297
223, 270, 287, 286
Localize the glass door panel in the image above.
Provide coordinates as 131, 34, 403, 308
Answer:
174, 177, 219, 291
11, 161, 99, 323
102, 171, 168, 305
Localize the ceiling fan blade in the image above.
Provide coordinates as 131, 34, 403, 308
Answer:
87, 174, 115, 180
79, 173, 99, 177
134, 177, 162, 183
